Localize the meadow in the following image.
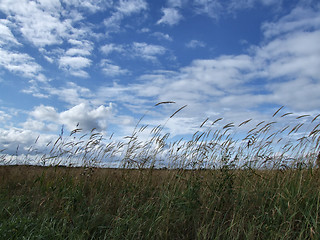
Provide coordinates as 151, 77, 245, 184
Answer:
1, 106, 320, 239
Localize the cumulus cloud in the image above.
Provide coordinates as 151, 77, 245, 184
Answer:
30, 103, 113, 132
0, 126, 61, 157
22, 119, 58, 132
31, 105, 59, 122
0, 128, 40, 153
157, 8, 183, 26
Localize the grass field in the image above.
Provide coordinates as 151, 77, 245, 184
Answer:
1, 165, 320, 239
1, 108, 320, 239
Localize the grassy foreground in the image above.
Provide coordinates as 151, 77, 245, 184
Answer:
1, 165, 320, 239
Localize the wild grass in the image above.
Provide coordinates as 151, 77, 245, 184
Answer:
1, 105, 320, 239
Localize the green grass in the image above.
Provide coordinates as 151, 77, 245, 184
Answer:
1, 107, 320, 239
1, 165, 320, 239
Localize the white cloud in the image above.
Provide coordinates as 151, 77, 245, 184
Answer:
0, 19, 21, 46
30, 103, 113, 132
157, 8, 183, 26
66, 48, 91, 56
94, 8, 320, 126
0, 49, 43, 80
100, 42, 168, 62
65, 39, 93, 56
31, 105, 59, 122
100, 43, 124, 55
139, 27, 150, 33
181, 55, 254, 88
256, 29, 320, 81
132, 42, 167, 61
152, 32, 173, 41
59, 56, 92, 77
167, 0, 185, 8
186, 39, 206, 48
96, 54, 255, 118
262, 6, 320, 38
21, 80, 50, 98
104, 0, 147, 33
0, 128, 39, 153
116, 0, 147, 14
0, 0, 69, 47
268, 78, 320, 111
192, 0, 223, 19
46, 82, 92, 105
62, 0, 111, 12
0, 0, 98, 63
193, 0, 283, 19
0, 110, 11, 123
101, 60, 129, 76
0, 126, 60, 157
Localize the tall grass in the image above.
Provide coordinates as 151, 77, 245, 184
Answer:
1, 105, 320, 239
2, 105, 319, 170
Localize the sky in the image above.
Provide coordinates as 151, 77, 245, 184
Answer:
0, 0, 320, 158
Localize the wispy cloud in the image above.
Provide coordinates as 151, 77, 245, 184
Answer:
65, 39, 93, 56
63, 0, 111, 13
157, 8, 183, 26
45, 82, 93, 106
104, 0, 148, 33
100, 59, 129, 76
100, 43, 125, 55
0, 0, 67, 47
0, 49, 43, 80
193, 0, 223, 19
152, 32, 173, 41
0, 19, 21, 46
186, 39, 206, 48
116, 0, 148, 14
58, 56, 92, 77
167, 0, 185, 8
132, 42, 167, 61
192, 0, 283, 20
93, 5, 320, 126
0, 110, 11, 124
101, 42, 168, 62
261, 6, 320, 39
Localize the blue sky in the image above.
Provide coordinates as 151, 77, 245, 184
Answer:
0, 0, 320, 156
